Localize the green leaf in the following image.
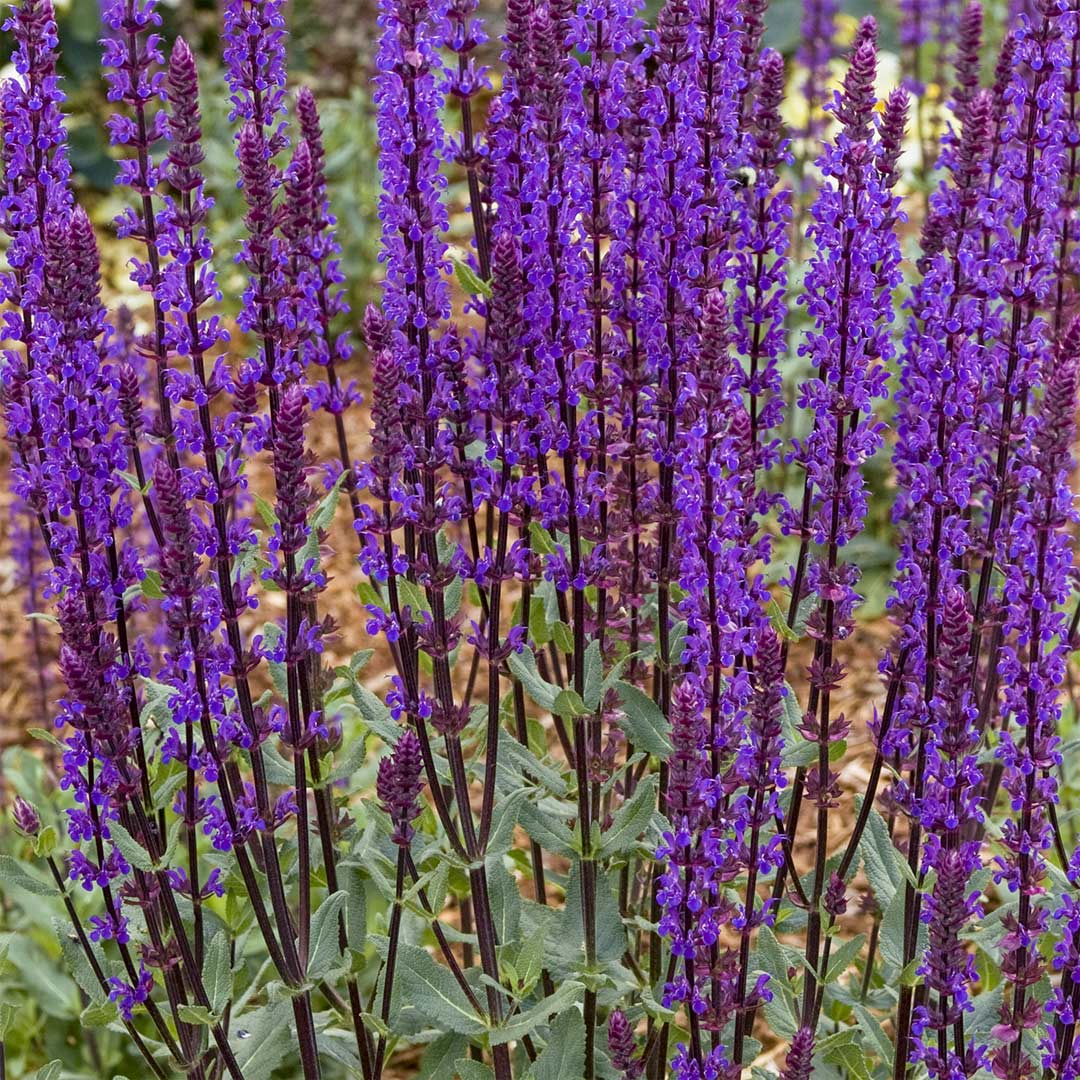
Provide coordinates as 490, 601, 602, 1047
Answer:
878, 886, 908, 973
455, 1061, 496, 1080
970, 982, 1005, 1045
445, 574, 464, 619
780, 680, 815, 767
396, 942, 485, 1035
762, 984, 798, 1041
309, 891, 349, 980
824, 933, 866, 984
345, 866, 367, 956
514, 926, 546, 994
768, 597, 800, 642
260, 623, 288, 698
489, 979, 584, 1045
55, 919, 101, 1000
601, 775, 660, 857
498, 737, 568, 797
815, 1027, 860, 1059
552, 688, 590, 717
613, 681, 672, 758
139, 678, 177, 728
899, 958, 921, 987
328, 732, 370, 785
253, 492, 277, 528
560, 863, 626, 965
81, 999, 120, 1028
518, 799, 576, 858
552, 621, 574, 655
528, 521, 560, 556
508, 650, 560, 713
117, 469, 146, 495
853, 1003, 893, 1068
178, 1004, 216, 1026
205, 931, 232, 1015
109, 822, 153, 872
343, 668, 400, 746
299, 469, 349, 570
824, 1039, 873, 1080
151, 769, 188, 813
975, 946, 1001, 994
25, 611, 59, 626
234, 1002, 294, 1080
529, 596, 553, 646
33, 824, 58, 859
398, 577, 432, 617
451, 254, 493, 299
8, 934, 76, 1018
418, 1033, 468, 1080
350, 648, 375, 673
668, 620, 688, 666
531, 1008, 585, 1080
754, 926, 799, 1039
28, 726, 64, 749
487, 858, 522, 947
34, 1061, 63, 1080
486, 788, 528, 859
355, 580, 386, 613
139, 568, 165, 599
0, 1002, 18, 1040
0, 855, 58, 896
859, 799, 903, 909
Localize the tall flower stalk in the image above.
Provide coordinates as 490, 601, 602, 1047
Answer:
779, 17, 904, 1034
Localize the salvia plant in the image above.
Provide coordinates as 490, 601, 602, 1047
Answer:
3, 0, 1080, 1078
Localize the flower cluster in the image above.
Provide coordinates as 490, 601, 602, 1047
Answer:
3, 2, 1080, 1080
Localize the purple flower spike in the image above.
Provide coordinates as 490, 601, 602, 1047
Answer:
797, 0, 838, 139
12, 795, 40, 836
377, 728, 425, 845
780, 1027, 815, 1080
951, 2, 984, 126
991, 309, 1080, 1076
223, 0, 289, 151
287, 88, 356, 433
271, 383, 316, 565
733, 46, 791, 474
607, 1009, 642, 1078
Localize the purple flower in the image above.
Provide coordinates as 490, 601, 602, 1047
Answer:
883, 89, 992, 767
374, 0, 451, 337
158, 36, 229, 369
270, 383, 317, 565
783, 17, 903, 722
732, 47, 790, 474
235, 119, 293, 402
286, 89, 358, 436
109, 963, 154, 1021
991, 318, 1079, 1075
780, 1027, 815, 1080
223, 0, 288, 151
911, 844, 986, 1079
951, 2, 984, 126
100, 0, 167, 251
11, 795, 40, 836
796, 0, 838, 139
607, 1009, 642, 1079
376, 728, 425, 845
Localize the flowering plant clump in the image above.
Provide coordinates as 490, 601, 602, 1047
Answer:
3, 0, 1080, 1077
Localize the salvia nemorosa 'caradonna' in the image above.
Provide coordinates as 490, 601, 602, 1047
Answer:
3, 0, 1080, 1078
